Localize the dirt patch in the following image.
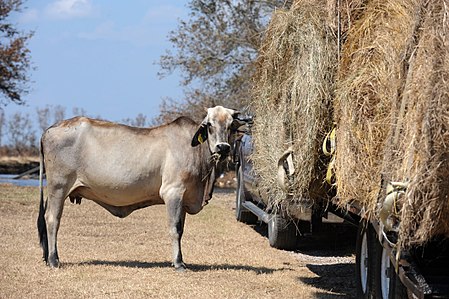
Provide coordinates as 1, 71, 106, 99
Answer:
0, 185, 355, 298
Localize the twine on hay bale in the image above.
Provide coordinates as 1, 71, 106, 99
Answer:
251, 0, 337, 213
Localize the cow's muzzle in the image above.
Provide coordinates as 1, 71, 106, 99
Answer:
215, 143, 231, 159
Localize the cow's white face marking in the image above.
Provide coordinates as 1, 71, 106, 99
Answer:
192, 106, 238, 159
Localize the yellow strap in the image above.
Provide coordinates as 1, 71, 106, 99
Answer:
323, 127, 337, 185
322, 128, 336, 156
326, 157, 336, 185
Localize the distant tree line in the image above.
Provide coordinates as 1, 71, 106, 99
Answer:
0, 106, 153, 156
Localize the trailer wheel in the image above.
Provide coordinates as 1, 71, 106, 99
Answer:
268, 213, 297, 250
378, 245, 392, 299
235, 166, 258, 224
375, 243, 408, 299
355, 220, 375, 298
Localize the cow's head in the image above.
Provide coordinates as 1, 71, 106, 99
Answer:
191, 106, 239, 159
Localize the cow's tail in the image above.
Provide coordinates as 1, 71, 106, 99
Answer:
37, 137, 48, 263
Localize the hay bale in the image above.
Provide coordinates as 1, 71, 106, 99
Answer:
251, 0, 337, 212
381, 0, 449, 247
333, 0, 421, 213
335, 0, 449, 246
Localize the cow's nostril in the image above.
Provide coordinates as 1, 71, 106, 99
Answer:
216, 143, 230, 154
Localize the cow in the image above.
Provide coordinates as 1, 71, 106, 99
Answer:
37, 106, 239, 271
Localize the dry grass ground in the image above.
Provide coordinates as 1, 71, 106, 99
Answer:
0, 184, 355, 298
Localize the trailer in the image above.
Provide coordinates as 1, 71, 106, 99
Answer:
232, 119, 359, 250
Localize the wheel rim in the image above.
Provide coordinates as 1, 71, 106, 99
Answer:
360, 231, 369, 294
269, 216, 275, 233
380, 247, 391, 299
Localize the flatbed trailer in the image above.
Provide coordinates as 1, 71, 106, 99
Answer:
233, 121, 357, 250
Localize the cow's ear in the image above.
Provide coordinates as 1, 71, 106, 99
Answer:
191, 124, 208, 147
231, 118, 244, 132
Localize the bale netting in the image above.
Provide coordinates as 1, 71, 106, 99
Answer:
251, 0, 337, 214
333, 0, 421, 214
380, 0, 449, 248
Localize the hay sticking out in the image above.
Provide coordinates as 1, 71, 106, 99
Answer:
333, 0, 421, 213
251, 0, 337, 212
382, 0, 449, 247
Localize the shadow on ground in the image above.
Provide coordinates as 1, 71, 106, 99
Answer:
250, 221, 357, 298
71, 260, 288, 274
252, 222, 357, 257
298, 263, 356, 299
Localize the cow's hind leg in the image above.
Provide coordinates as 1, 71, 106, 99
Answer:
164, 193, 187, 271
45, 187, 67, 268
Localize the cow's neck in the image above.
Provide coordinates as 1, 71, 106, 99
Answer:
202, 166, 216, 207
201, 146, 219, 207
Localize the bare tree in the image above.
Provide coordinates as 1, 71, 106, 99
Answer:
7, 111, 36, 154
158, 0, 291, 122
133, 113, 147, 127
37, 105, 75, 132
53, 105, 65, 123
72, 106, 87, 116
36, 106, 50, 132
122, 113, 148, 127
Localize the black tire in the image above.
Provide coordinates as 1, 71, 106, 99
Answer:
390, 272, 408, 299
235, 166, 258, 224
268, 213, 297, 250
355, 220, 376, 298
374, 240, 408, 299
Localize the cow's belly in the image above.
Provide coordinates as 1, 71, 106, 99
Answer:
72, 174, 163, 207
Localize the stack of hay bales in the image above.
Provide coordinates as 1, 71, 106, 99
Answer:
251, 0, 338, 213
252, 0, 449, 247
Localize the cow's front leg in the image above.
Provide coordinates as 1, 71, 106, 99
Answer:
165, 196, 187, 271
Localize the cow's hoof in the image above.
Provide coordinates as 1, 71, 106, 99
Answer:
48, 256, 60, 268
175, 264, 187, 272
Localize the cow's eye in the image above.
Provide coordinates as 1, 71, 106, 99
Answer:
207, 123, 215, 133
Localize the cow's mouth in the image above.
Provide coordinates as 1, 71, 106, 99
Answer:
210, 151, 228, 165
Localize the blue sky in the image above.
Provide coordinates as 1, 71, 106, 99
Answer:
6, 0, 188, 122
